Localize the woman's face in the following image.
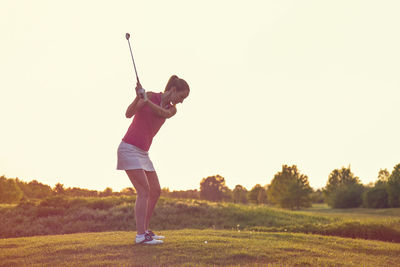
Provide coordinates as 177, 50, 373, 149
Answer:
171, 87, 189, 105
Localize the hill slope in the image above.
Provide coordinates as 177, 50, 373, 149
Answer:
1, 198, 400, 243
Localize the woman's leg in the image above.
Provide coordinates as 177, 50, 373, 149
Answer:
144, 171, 161, 231
125, 169, 150, 235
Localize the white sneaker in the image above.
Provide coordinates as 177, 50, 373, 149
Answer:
135, 233, 163, 245
147, 230, 165, 240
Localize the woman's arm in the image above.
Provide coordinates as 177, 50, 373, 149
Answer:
125, 82, 147, 118
145, 96, 177, 119
126, 91, 177, 119
125, 96, 145, 118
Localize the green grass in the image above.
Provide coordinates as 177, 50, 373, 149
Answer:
298, 203, 400, 234
2, 199, 400, 265
1, 229, 400, 266
1, 197, 400, 242
301, 203, 400, 219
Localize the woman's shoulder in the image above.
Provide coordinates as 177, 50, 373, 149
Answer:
146, 91, 162, 103
147, 91, 162, 96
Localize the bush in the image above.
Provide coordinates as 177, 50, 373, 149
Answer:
310, 189, 324, 203
324, 167, 364, 208
232, 185, 248, 204
250, 221, 400, 243
363, 184, 389, 208
39, 196, 70, 209
16, 179, 53, 199
388, 163, 400, 207
328, 184, 364, 208
0, 176, 23, 203
319, 221, 400, 242
248, 184, 266, 204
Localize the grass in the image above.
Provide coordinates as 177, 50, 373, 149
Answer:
2, 199, 400, 265
0, 197, 336, 239
1, 229, 400, 266
1, 197, 400, 242
298, 203, 400, 233
302, 203, 400, 219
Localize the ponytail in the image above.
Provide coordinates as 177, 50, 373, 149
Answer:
164, 75, 190, 94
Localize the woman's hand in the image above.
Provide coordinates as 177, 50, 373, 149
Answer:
135, 82, 147, 101
126, 82, 146, 118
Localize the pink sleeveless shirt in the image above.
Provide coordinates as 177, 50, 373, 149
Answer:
122, 92, 169, 151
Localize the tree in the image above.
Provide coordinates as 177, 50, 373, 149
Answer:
167, 189, 200, 199
267, 165, 312, 209
0, 176, 24, 203
222, 188, 233, 202
363, 183, 389, 208
257, 187, 268, 204
387, 163, 400, 207
65, 187, 99, 197
248, 184, 267, 204
328, 183, 364, 208
377, 169, 390, 184
323, 166, 363, 208
100, 187, 113, 197
310, 189, 324, 203
53, 183, 65, 195
121, 187, 136, 196
233, 185, 248, 204
363, 169, 390, 209
15, 179, 52, 199
200, 175, 229, 202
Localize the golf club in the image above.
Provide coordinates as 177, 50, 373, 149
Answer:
125, 33, 145, 99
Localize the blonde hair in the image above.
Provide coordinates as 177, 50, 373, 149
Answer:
164, 75, 190, 94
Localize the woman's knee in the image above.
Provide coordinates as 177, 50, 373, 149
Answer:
126, 169, 150, 199
150, 186, 161, 199
137, 186, 150, 199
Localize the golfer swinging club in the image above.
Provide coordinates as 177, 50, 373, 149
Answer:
117, 75, 190, 244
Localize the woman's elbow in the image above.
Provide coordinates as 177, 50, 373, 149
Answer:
163, 111, 176, 119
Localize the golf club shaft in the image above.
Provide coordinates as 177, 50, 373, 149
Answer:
127, 38, 140, 84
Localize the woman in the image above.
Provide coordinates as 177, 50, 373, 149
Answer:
117, 75, 190, 245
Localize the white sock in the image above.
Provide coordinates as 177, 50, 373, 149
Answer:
136, 234, 145, 238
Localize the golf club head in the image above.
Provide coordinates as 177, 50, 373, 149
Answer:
125, 33, 130, 40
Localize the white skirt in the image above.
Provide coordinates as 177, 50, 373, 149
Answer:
116, 141, 155, 171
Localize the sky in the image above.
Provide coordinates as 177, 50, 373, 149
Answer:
1, 0, 399, 192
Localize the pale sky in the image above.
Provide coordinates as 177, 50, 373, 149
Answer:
1, 0, 399, 192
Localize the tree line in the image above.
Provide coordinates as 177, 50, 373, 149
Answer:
193, 163, 400, 209
0, 176, 136, 203
1, 162, 399, 210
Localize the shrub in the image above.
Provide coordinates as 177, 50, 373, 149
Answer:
250, 221, 400, 243
310, 189, 324, 203
0, 176, 24, 203
39, 196, 70, 209
16, 179, 53, 199
328, 184, 364, 208
324, 167, 364, 208
388, 163, 400, 207
248, 184, 266, 204
233, 185, 248, 204
363, 184, 389, 208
